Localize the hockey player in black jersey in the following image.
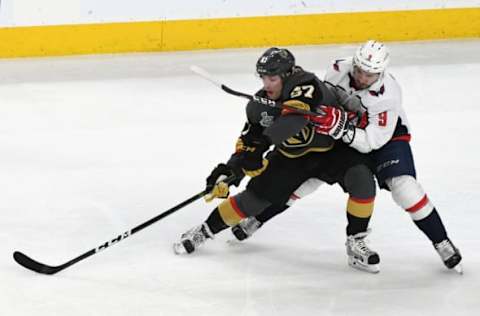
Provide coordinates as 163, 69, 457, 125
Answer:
173, 47, 380, 273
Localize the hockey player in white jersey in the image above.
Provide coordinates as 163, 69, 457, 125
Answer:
312, 40, 462, 272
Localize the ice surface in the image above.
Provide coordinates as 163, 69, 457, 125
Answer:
1, 40, 479, 316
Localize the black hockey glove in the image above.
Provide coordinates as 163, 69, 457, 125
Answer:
204, 163, 243, 202
206, 163, 243, 191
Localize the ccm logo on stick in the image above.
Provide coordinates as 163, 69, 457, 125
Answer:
96, 231, 131, 252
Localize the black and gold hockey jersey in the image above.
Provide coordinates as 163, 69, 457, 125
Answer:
243, 67, 338, 159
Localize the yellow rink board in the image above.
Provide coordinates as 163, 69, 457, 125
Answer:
0, 7, 479, 58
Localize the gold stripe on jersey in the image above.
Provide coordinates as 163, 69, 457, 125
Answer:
218, 197, 246, 226
278, 144, 334, 158
242, 159, 269, 178
347, 197, 374, 218
235, 138, 255, 153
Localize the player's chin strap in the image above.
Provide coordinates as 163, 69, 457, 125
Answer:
190, 65, 322, 117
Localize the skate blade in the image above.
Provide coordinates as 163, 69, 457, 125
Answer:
348, 259, 380, 274
226, 238, 246, 246
453, 264, 464, 275
172, 242, 186, 255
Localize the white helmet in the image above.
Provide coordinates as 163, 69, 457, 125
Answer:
353, 40, 390, 73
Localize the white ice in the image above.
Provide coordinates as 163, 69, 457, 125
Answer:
1, 40, 480, 316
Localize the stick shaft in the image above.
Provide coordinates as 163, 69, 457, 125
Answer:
13, 189, 209, 274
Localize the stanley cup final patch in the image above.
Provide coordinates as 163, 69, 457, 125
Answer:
259, 111, 274, 127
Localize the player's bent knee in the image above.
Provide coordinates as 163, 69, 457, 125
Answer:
344, 165, 376, 219
218, 198, 245, 226
218, 190, 271, 227
386, 175, 434, 220
234, 189, 271, 217
344, 164, 376, 199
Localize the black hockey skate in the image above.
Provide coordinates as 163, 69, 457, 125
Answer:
231, 217, 263, 241
434, 238, 463, 274
173, 223, 213, 254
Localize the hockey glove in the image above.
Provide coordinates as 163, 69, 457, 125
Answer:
310, 105, 350, 140
204, 179, 230, 202
205, 163, 242, 202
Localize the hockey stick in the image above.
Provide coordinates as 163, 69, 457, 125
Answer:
190, 65, 321, 116
13, 176, 235, 275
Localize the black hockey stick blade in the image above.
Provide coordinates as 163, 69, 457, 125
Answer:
13, 251, 62, 275
12, 176, 237, 275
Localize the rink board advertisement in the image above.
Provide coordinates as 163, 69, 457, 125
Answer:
0, 0, 479, 57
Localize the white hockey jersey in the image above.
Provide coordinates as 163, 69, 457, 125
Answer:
324, 57, 411, 153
